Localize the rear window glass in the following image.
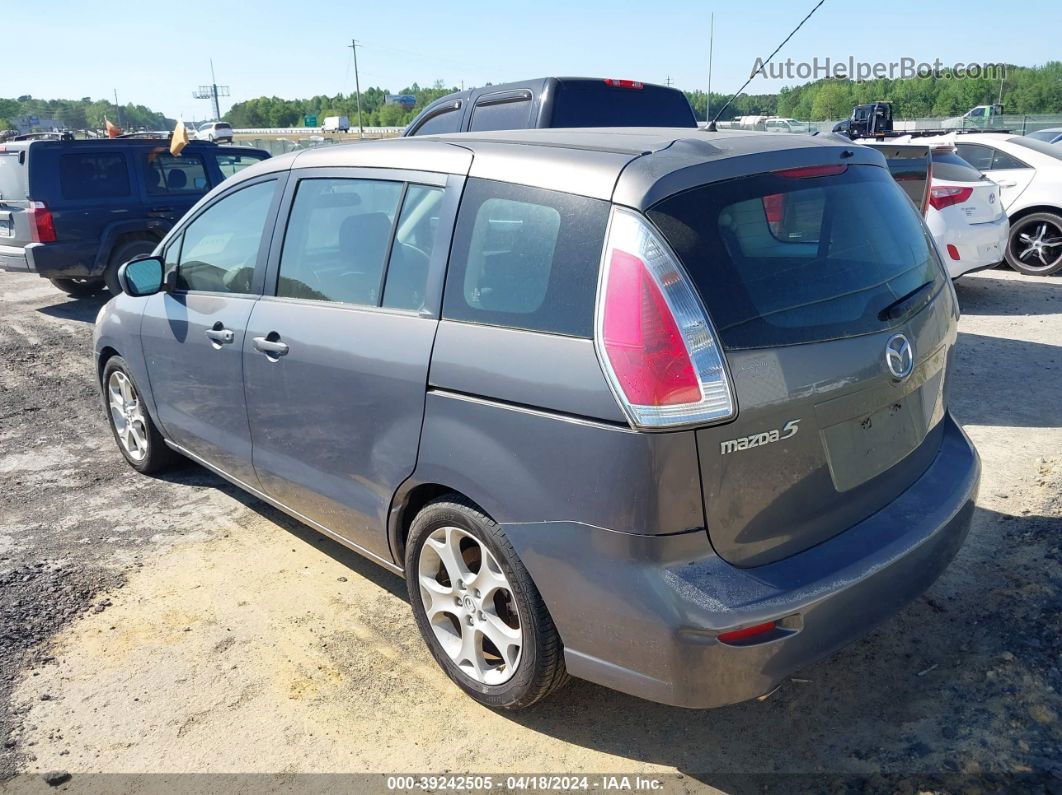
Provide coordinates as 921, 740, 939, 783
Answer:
931, 151, 984, 182
549, 82, 696, 128
59, 153, 130, 200
0, 152, 27, 201
443, 178, 609, 337
648, 165, 946, 350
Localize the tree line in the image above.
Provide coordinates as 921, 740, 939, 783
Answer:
0, 96, 170, 132
5, 62, 1059, 133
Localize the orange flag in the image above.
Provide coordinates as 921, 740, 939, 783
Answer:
105, 117, 122, 138
170, 118, 189, 156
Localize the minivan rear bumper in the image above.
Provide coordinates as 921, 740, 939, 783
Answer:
503, 412, 979, 708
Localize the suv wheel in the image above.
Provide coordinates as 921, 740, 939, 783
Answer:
49, 277, 103, 297
1004, 212, 1062, 275
101, 356, 177, 474
104, 239, 157, 294
405, 497, 569, 710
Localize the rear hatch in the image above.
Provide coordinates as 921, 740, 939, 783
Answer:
648, 163, 957, 567
929, 150, 1002, 224
0, 144, 31, 247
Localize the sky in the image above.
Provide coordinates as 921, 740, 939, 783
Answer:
9, 0, 1060, 121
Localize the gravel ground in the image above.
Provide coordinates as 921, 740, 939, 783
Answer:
0, 268, 1059, 791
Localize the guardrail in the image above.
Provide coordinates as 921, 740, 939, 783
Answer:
231, 127, 405, 136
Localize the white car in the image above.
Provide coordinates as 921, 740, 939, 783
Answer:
904, 133, 1062, 275
195, 121, 234, 143
925, 147, 1009, 279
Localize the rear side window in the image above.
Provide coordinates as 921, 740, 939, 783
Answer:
648, 165, 945, 350
989, 149, 1031, 170
469, 94, 532, 132
932, 152, 984, 182
276, 178, 403, 306
443, 178, 609, 337
143, 151, 208, 194
59, 153, 129, 200
954, 144, 993, 171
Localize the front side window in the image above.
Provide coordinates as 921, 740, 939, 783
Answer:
443, 179, 609, 337
143, 151, 208, 194
214, 151, 268, 179
276, 178, 403, 306
175, 180, 276, 293
59, 153, 129, 200
411, 104, 461, 136
648, 165, 945, 350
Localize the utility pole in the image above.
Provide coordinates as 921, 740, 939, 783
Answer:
210, 59, 221, 120
192, 61, 229, 121
349, 39, 364, 137
665, 75, 673, 87
113, 88, 121, 129
707, 13, 715, 122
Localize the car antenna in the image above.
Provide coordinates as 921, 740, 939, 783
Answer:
706, 0, 826, 132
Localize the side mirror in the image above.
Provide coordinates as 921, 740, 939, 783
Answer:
117, 256, 164, 297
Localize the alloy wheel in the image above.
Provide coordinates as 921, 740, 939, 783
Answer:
107, 370, 149, 462
1014, 219, 1062, 272
417, 526, 523, 685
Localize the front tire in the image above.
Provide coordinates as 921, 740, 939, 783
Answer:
405, 497, 569, 710
101, 356, 177, 474
49, 277, 103, 297
1004, 212, 1062, 275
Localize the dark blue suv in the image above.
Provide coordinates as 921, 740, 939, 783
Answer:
0, 138, 269, 296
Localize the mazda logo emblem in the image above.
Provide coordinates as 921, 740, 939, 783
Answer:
885, 334, 914, 380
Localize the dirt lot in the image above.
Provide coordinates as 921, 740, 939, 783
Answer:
0, 268, 1059, 791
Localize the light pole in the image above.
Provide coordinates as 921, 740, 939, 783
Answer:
350, 39, 364, 137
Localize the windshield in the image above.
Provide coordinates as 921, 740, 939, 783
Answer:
1010, 137, 1062, 161
647, 165, 946, 349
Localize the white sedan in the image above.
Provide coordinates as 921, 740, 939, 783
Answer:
925, 147, 1008, 279
907, 133, 1062, 275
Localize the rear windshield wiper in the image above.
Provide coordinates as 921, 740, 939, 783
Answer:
877, 280, 936, 322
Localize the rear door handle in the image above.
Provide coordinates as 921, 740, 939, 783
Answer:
253, 334, 289, 357
204, 325, 235, 345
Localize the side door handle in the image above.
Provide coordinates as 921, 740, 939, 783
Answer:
204, 322, 235, 346
253, 333, 289, 358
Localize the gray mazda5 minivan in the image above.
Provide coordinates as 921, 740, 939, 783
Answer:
94, 128, 980, 710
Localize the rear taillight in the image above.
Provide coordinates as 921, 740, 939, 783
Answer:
595, 208, 734, 429
928, 185, 973, 211
604, 78, 645, 89
946, 244, 961, 261
27, 201, 56, 243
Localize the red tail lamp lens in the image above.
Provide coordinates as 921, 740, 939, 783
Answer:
601, 249, 701, 407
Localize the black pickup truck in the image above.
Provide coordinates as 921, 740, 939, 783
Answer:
403, 76, 698, 136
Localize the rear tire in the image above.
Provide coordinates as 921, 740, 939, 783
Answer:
104, 239, 157, 295
101, 356, 177, 474
1004, 212, 1062, 276
405, 496, 569, 710
49, 277, 103, 297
